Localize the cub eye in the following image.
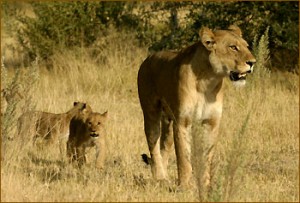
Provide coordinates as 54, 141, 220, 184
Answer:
97, 122, 101, 125
88, 122, 92, 125
229, 45, 238, 51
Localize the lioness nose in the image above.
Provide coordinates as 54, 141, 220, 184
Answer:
246, 60, 256, 73
246, 60, 256, 68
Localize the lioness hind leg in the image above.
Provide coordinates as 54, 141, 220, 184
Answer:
160, 115, 174, 177
144, 112, 167, 180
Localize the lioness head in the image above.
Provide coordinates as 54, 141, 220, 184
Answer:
200, 25, 256, 86
85, 111, 108, 138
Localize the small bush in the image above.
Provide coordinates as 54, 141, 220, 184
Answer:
1, 58, 39, 158
16, 2, 141, 61
250, 27, 271, 90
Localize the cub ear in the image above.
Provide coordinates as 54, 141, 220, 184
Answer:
82, 103, 87, 109
228, 25, 242, 37
102, 111, 108, 119
199, 27, 215, 51
74, 101, 79, 106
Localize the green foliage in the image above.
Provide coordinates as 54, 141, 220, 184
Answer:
4, 1, 298, 71
1, 59, 39, 141
1, 58, 23, 141
16, 1, 140, 60
17, 2, 101, 59
251, 27, 271, 87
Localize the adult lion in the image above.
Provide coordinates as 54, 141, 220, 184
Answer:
17, 102, 92, 153
67, 111, 108, 169
137, 25, 256, 187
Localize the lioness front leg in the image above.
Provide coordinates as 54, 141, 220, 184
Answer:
201, 117, 220, 188
173, 117, 193, 187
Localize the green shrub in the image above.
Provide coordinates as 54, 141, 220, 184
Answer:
6, 1, 298, 72
16, 2, 141, 60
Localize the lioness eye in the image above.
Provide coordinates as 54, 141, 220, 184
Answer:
97, 122, 101, 125
230, 45, 238, 51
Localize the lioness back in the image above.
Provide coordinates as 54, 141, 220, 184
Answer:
67, 111, 108, 169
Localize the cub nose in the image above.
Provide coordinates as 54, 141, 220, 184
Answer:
90, 130, 99, 137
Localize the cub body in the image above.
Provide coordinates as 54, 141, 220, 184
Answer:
67, 111, 108, 169
17, 102, 92, 153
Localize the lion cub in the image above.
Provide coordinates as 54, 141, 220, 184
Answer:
17, 102, 92, 152
67, 111, 108, 169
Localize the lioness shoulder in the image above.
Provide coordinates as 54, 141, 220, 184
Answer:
67, 111, 108, 169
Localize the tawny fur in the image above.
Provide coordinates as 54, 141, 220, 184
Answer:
17, 102, 92, 153
67, 111, 108, 169
138, 25, 256, 187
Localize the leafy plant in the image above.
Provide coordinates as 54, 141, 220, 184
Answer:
4, 1, 298, 72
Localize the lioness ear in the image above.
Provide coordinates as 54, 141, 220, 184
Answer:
199, 27, 215, 51
228, 25, 242, 37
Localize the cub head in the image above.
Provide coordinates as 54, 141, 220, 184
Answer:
73, 101, 93, 117
85, 111, 108, 138
199, 25, 256, 86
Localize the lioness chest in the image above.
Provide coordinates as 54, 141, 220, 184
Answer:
165, 65, 224, 122
177, 90, 223, 122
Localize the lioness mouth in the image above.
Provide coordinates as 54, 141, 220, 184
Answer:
90, 132, 99, 138
229, 71, 248, 81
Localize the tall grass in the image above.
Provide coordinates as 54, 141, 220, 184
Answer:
191, 27, 299, 202
1, 28, 299, 202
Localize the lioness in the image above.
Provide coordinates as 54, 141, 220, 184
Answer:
67, 111, 108, 169
138, 25, 256, 187
17, 102, 92, 153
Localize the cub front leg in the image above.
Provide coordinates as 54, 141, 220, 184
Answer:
67, 140, 86, 168
95, 139, 106, 169
76, 146, 86, 168
67, 140, 77, 163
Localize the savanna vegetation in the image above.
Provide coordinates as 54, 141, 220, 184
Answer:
1, 1, 299, 202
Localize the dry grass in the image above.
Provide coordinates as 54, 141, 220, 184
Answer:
209, 71, 299, 202
1, 7, 299, 202
1, 31, 198, 202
